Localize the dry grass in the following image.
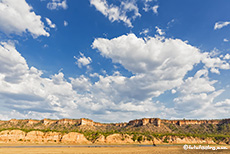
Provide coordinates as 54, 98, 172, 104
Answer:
0, 145, 230, 154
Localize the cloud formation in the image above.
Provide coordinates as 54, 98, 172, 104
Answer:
214, 21, 230, 30
47, 0, 68, 10
74, 52, 92, 68
0, 34, 229, 122
90, 0, 141, 27
45, 18, 56, 29
0, 0, 49, 37
155, 26, 165, 35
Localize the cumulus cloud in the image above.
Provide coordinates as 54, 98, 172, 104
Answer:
152, 5, 159, 14
0, 41, 28, 83
173, 69, 225, 118
214, 21, 230, 30
0, 42, 78, 119
143, 0, 159, 14
70, 75, 92, 92
45, 17, 56, 29
202, 52, 230, 74
0, 0, 49, 37
224, 53, 230, 60
92, 33, 203, 99
90, 0, 141, 27
223, 38, 229, 42
155, 26, 165, 35
92, 33, 230, 119
74, 52, 92, 68
140, 28, 150, 35
92, 33, 202, 75
47, 0, 68, 10
64, 20, 68, 26
0, 41, 175, 122
1, 34, 230, 121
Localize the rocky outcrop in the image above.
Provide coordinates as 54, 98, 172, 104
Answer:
43, 132, 62, 143
0, 130, 90, 144
162, 119, 222, 126
0, 130, 25, 142
1, 117, 229, 128
57, 119, 80, 125
105, 134, 133, 144
62, 132, 90, 144
25, 131, 44, 142
128, 118, 161, 127
0, 130, 228, 144
93, 135, 106, 144
162, 136, 216, 144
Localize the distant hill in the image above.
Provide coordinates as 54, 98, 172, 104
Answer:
0, 118, 230, 144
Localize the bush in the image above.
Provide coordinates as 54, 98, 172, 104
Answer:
132, 134, 137, 141
137, 136, 143, 142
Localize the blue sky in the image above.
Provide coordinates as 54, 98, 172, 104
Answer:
0, 0, 230, 122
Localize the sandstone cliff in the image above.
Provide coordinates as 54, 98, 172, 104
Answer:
1, 130, 229, 144
0, 130, 90, 144
1, 117, 229, 128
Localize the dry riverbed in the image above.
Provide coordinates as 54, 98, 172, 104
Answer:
0, 144, 230, 154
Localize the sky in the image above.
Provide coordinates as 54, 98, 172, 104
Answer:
0, 0, 230, 122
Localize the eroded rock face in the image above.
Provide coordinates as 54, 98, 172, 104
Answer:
93, 135, 106, 144
0, 130, 222, 145
43, 132, 62, 143
61, 132, 91, 144
162, 136, 216, 144
105, 134, 134, 144
0, 130, 25, 142
0, 130, 91, 144
25, 131, 44, 142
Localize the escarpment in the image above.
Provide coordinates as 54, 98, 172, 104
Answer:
0, 117, 230, 144
1, 117, 229, 128
0, 130, 229, 144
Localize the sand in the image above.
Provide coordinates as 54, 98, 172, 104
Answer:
0, 145, 230, 154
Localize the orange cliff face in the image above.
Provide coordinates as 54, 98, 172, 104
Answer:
57, 119, 80, 125
161, 119, 223, 126
128, 118, 161, 127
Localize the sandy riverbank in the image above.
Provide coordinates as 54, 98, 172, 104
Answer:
0, 144, 229, 154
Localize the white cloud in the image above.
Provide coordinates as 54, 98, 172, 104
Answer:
223, 38, 229, 42
0, 0, 49, 37
173, 69, 225, 118
0, 41, 176, 122
1, 32, 230, 121
45, 17, 56, 29
177, 69, 216, 95
47, 0, 68, 10
0, 42, 79, 119
171, 89, 176, 94
143, 0, 159, 14
92, 33, 203, 99
0, 41, 28, 83
202, 52, 230, 74
155, 26, 165, 35
152, 5, 159, 14
140, 28, 150, 35
64, 20, 68, 26
224, 53, 230, 60
214, 21, 230, 30
70, 75, 92, 92
90, 0, 141, 27
74, 52, 92, 68
91, 33, 230, 119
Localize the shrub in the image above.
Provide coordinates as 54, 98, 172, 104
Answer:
137, 136, 143, 142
